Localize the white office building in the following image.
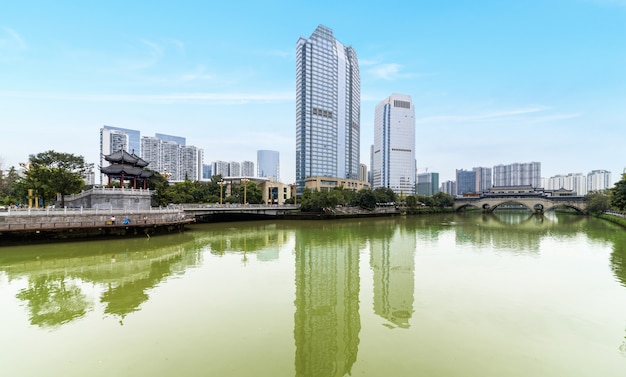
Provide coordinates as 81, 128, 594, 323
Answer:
296, 25, 360, 193
372, 94, 415, 196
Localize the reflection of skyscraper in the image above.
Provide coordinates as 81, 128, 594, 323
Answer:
294, 229, 361, 377
370, 229, 415, 328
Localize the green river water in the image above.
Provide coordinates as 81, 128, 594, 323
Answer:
1, 212, 625, 376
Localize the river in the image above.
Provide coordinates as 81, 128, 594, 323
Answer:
1, 211, 625, 376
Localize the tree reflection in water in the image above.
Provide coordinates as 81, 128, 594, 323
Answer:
16, 275, 91, 328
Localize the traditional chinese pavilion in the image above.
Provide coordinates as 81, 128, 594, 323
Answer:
100, 150, 153, 189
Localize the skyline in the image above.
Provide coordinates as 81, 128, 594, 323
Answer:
1, 0, 625, 185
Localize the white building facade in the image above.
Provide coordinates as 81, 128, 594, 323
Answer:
296, 25, 360, 193
493, 162, 541, 187
587, 170, 612, 192
372, 94, 416, 196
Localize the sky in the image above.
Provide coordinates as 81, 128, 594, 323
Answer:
1, 0, 625, 185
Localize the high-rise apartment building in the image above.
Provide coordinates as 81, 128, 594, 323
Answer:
473, 167, 492, 192
587, 170, 612, 192
493, 162, 541, 187
440, 180, 457, 196
241, 161, 255, 177
228, 161, 241, 177
212, 161, 229, 177
372, 94, 416, 196
257, 150, 280, 182
179, 145, 203, 181
546, 173, 587, 195
141, 136, 161, 171
296, 25, 360, 193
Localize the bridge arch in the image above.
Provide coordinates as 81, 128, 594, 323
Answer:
453, 196, 586, 214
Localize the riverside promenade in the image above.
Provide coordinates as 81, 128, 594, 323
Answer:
0, 207, 193, 244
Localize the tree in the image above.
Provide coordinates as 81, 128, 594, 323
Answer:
20, 151, 92, 207
373, 187, 397, 204
0, 165, 20, 205
586, 191, 611, 215
353, 188, 377, 210
432, 192, 455, 208
611, 173, 626, 211
147, 170, 170, 206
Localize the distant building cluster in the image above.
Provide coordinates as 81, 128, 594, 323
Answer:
100, 126, 286, 185
93, 25, 613, 198
100, 125, 202, 183
445, 162, 612, 197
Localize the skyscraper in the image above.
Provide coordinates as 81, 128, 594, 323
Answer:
372, 94, 416, 196
296, 25, 360, 193
257, 150, 280, 181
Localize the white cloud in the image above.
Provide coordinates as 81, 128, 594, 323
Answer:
0, 90, 294, 104
0, 26, 27, 51
414, 106, 577, 124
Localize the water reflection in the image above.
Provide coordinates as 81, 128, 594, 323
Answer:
454, 211, 589, 253
370, 224, 415, 329
16, 275, 91, 328
293, 221, 364, 377
1, 234, 203, 327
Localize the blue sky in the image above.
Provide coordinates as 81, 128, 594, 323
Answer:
1, 0, 624, 184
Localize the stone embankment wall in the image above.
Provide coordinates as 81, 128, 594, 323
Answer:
0, 211, 185, 231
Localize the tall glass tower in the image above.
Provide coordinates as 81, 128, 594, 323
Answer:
257, 150, 280, 181
372, 94, 415, 196
296, 25, 360, 193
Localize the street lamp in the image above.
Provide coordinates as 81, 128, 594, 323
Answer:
218, 179, 225, 205
242, 178, 250, 205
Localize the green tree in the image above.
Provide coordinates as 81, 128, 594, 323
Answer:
147, 170, 170, 206
586, 190, 611, 215
353, 188, 377, 210
20, 151, 92, 207
373, 187, 397, 204
237, 181, 262, 204
0, 165, 20, 205
432, 192, 455, 208
611, 173, 626, 211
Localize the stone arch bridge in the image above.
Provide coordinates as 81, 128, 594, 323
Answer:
453, 195, 587, 213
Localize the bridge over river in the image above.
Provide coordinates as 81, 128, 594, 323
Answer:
181, 204, 300, 221
453, 195, 587, 213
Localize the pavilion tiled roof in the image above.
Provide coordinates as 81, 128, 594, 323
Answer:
104, 150, 149, 167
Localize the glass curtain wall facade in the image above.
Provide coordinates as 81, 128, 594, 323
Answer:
296, 25, 360, 193
372, 94, 416, 196
257, 150, 280, 182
